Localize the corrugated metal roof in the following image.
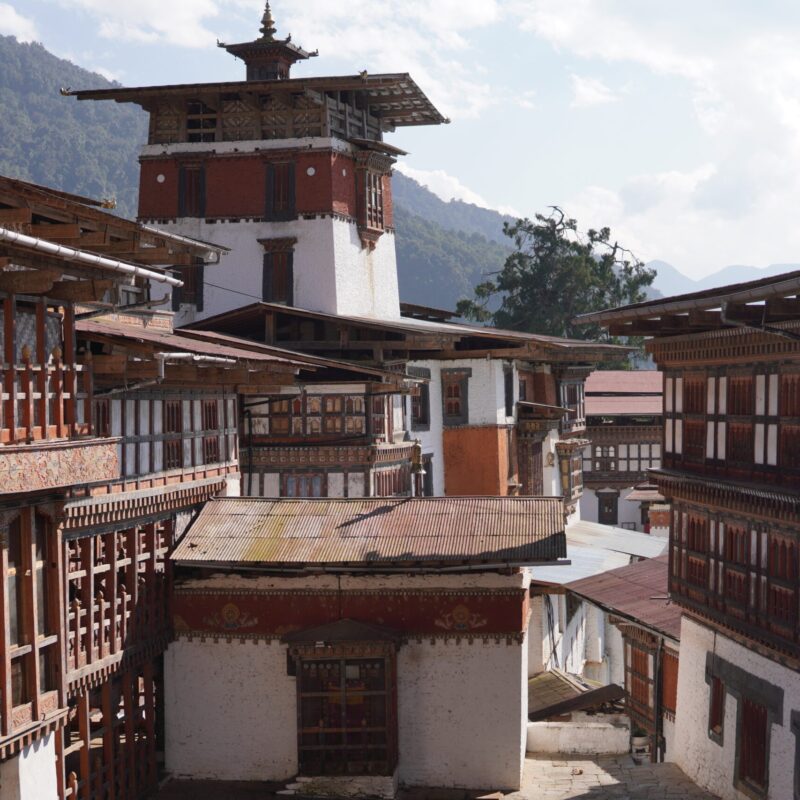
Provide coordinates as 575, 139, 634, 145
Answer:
77, 318, 303, 367
528, 544, 630, 586
566, 555, 681, 641
585, 370, 663, 394
565, 520, 668, 559
586, 395, 663, 416
172, 496, 566, 568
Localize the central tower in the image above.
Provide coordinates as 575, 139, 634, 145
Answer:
71, 2, 447, 324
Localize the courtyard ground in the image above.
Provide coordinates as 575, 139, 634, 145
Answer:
154, 754, 718, 799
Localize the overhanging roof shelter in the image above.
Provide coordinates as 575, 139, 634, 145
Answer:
184, 301, 630, 365
576, 269, 800, 339
172, 496, 568, 572
67, 73, 448, 131
566, 555, 680, 641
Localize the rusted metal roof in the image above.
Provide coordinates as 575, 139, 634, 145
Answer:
566, 555, 681, 641
586, 395, 663, 416
172, 497, 567, 569
76, 317, 305, 367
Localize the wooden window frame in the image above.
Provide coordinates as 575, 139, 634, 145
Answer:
265, 162, 296, 221
178, 163, 206, 217
185, 100, 217, 143
282, 472, 327, 498
441, 369, 470, 427
2, 507, 59, 736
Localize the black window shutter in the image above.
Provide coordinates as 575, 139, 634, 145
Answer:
287, 162, 296, 218
196, 262, 205, 312
178, 167, 186, 216
262, 253, 274, 301
286, 251, 294, 306
265, 164, 275, 220
171, 278, 182, 311
198, 167, 206, 217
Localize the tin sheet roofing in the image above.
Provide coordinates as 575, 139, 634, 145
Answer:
528, 544, 630, 586
566, 555, 680, 641
585, 370, 663, 394
76, 318, 303, 367
564, 520, 668, 560
172, 496, 567, 568
586, 395, 663, 416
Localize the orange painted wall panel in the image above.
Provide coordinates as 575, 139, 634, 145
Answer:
205, 156, 265, 218
443, 426, 509, 496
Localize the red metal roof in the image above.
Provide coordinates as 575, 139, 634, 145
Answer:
585, 370, 663, 394
565, 555, 681, 640
172, 496, 567, 568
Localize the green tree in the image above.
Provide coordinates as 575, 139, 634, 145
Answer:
457, 208, 655, 342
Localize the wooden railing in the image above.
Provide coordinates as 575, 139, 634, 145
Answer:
1, 358, 92, 444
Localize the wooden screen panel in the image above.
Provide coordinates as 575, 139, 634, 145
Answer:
298, 657, 393, 777
739, 698, 768, 791
661, 650, 678, 717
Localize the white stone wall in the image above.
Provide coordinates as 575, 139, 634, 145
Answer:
0, 734, 58, 800
527, 714, 630, 755
397, 636, 528, 791
165, 639, 298, 781
674, 616, 797, 800
164, 572, 529, 789
580, 487, 644, 530
152, 216, 400, 323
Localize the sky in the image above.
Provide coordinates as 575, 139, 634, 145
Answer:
5, 0, 800, 279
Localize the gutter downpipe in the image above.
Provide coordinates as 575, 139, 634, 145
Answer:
0, 227, 184, 287
93, 352, 238, 397
720, 301, 800, 343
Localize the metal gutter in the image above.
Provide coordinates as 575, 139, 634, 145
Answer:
576, 273, 800, 325
0, 227, 183, 287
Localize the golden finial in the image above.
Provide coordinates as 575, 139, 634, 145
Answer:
260, 1, 277, 40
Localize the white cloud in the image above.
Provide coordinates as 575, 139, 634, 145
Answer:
505, 0, 800, 276
569, 74, 618, 108
0, 3, 37, 41
56, 0, 221, 49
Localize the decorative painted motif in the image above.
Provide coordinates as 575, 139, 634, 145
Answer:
202, 602, 259, 631
434, 604, 488, 632
174, 588, 526, 639
0, 439, 119, 494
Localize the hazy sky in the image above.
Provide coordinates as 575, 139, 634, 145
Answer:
5, 0, 800, 278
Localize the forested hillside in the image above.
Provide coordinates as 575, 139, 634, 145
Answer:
0, 34, 508, 309
394, 205, 509, 309
0, 35, 146, 216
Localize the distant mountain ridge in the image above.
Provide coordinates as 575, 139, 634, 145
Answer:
1, 35, 797, 312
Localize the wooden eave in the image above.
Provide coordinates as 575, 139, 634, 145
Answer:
0, 175, 225, 264
67, 73, 448, 128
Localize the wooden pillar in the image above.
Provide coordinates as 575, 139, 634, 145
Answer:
35, 298, 48, 437
123, 672, 137, 800
143, 660, 157, 790
26, 512, 42, 721
0, 541, 11, 736
77, 690, 91, 800
3, 294, 16, 442
63, 304, 76, 436
102, 680, 116, 800
108, 533, 118, 655
80, 537, 95, 665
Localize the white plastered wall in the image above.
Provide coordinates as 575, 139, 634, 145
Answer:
580, 487, 644, 530
397, 635, 528, 791
165, 639, 298, 781
674, 616, 797, 800
0, 734, 58, 800
164, 572, 529, 789
152, 216, 400, 324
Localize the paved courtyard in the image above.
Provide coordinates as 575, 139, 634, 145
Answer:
505, 755, 718, 800
154, 754, 718, 799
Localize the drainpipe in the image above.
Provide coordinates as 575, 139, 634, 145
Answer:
93, 352, 237, 397
0, 226, 184, 286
